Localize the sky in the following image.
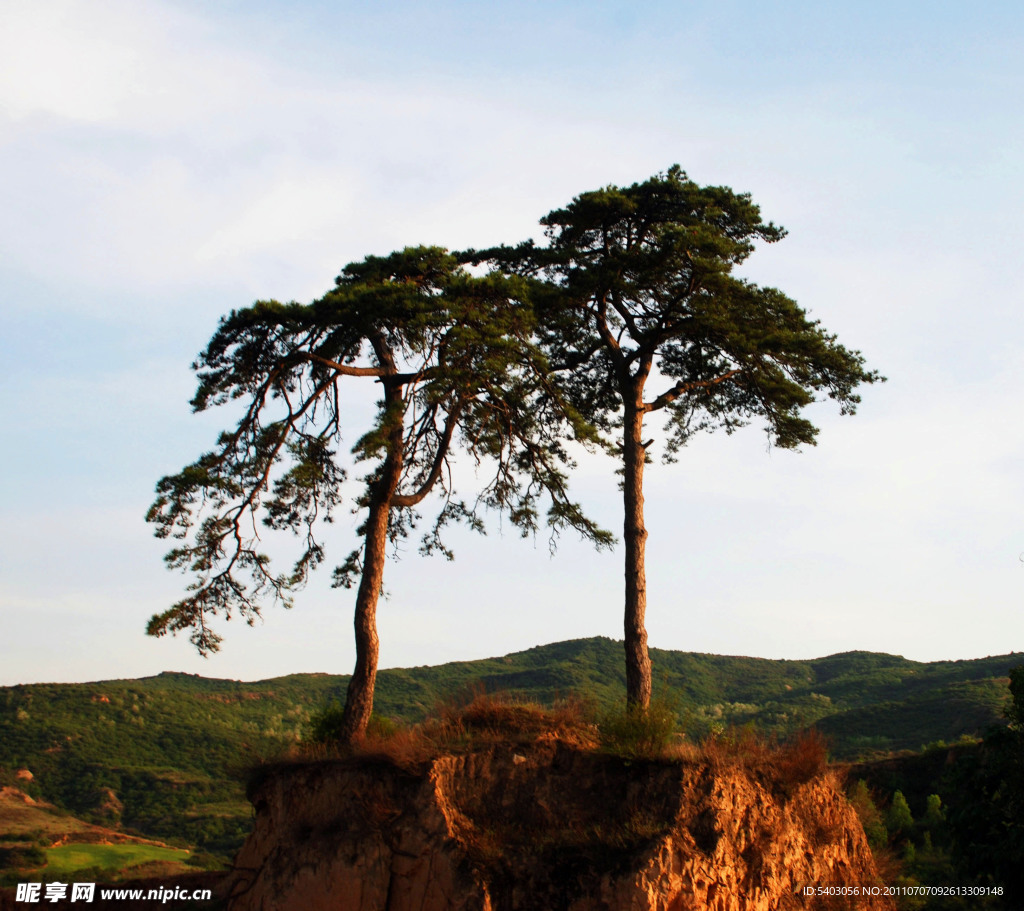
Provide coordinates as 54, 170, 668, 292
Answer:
2, 0, 1023, 685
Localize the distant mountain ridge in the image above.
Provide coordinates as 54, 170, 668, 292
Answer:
1, 637, 1019, 860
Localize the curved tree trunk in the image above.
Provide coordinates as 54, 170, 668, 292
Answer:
338, 485, 391, 744
340, 383, 405, 744
622, 393, 652, 710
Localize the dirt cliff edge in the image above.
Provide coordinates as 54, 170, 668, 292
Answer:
225, 739, 893, 910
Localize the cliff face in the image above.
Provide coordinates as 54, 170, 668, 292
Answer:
226, 739, 893, 911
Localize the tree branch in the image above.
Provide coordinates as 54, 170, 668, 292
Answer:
291, 350, 391, 378
391, 398, 466, 508
642, 368, 741, 414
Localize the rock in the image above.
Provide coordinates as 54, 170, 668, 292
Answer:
0, 786, 36, 805
96, 787, 123, 819
225, 741, 894, 910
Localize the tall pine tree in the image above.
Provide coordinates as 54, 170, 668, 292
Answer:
147, 247, 610, 741
470, 167, 882, 709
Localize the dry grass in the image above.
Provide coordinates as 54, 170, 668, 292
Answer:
289, 696, 831, 794
701, 727, 831, 794
428, 690, 595, 745
286, 691, 598, 769
282, 692, 837, 815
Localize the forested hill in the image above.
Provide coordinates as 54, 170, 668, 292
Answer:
371, 637, 1020, 757
3, 637, 1019, 761
0, 638, 1019, 858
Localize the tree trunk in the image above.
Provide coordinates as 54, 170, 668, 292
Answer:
622, 393, 652, 711
340, 388, 405, 744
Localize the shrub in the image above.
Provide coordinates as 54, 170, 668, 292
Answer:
848, 779, 888, 849
777, 728, 830, 786
306, 701, 398, 745
887, 790, 914, 837
305, 700, 346, 744
598, 700, 677, 760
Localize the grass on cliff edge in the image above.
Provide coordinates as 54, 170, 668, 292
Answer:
282, 691, 830, 789
295, 691, 600, 766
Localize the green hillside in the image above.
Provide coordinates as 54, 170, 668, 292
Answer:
1, 638, 1019, 863
0, 673, 340, 856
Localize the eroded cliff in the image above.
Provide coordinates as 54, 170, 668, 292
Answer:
225, 734, 893, 911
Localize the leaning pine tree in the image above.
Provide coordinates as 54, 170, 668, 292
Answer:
146, 246, 611, 743
469, 167, 883, 711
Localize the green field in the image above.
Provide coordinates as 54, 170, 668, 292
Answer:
42, 843, 191, 876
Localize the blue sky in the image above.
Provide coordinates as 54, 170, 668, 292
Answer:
2, 0, 1023, 685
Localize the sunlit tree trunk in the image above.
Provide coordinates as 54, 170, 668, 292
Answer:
340, 383, 405, 744
622, 390, 652, 711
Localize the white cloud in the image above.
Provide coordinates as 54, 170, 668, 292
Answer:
0, 1, 146, 122
0, 0, 275, 129
196, 169, 358, 262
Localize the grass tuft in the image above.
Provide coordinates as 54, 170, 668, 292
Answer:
597, 699, 679, 760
